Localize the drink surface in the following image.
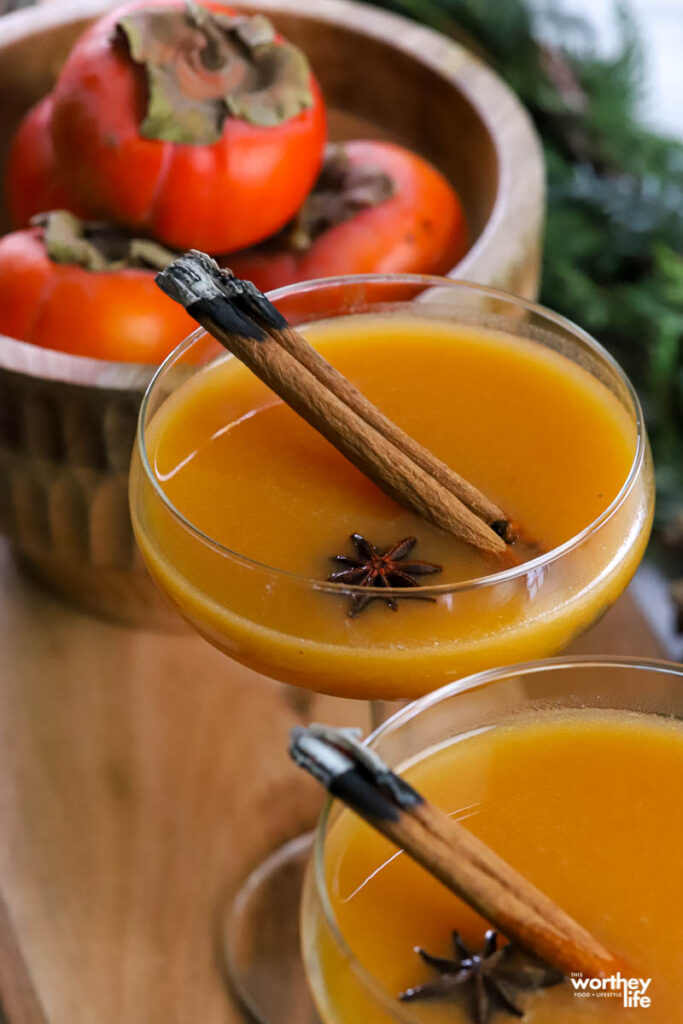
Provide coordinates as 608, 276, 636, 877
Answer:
313, 711, 683, 1022
132, 313, 651, 696
149, 315, 633, 578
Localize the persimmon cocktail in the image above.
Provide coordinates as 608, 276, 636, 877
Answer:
303, 707, 683, 1023
130, 293, 652, 698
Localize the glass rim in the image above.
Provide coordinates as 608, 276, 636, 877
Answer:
311, 654, 683, 1021
136, 272, 647, 597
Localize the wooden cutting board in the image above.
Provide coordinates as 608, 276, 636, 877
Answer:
0, 539, 665, 1023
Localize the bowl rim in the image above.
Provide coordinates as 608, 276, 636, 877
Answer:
0, 332, 155, 392
0, 0, 543, 386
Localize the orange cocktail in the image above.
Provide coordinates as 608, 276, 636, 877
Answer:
130, 277, 652, 699
302, 659, 683, 1024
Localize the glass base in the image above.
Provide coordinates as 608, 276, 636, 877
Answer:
224, 832, 321, 1024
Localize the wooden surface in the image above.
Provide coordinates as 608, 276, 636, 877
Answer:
0, 539, 370, 1024
0, 537, 666, 1024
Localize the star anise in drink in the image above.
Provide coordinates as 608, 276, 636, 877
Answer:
328, 533, 442, 617
399, 930, 563, 1023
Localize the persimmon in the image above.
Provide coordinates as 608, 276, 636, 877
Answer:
5, 95, 86, 228
49, 0, 327, 253
0, 212, 194, 363
225, 141, 468, 291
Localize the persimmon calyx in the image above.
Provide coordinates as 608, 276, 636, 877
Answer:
34, 211, 177, 272
288, 144, 396, 250
117, 5, 314, 144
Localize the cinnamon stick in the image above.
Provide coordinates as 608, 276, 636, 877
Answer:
156, 252, 515, 558
290, 724, 621, 980
269, 323, 513, 540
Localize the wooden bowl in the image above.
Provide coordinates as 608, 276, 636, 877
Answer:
0, 0, 545, 626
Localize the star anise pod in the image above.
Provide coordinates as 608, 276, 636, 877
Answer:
328, 533, 442, 617
399, 930, 563, 1024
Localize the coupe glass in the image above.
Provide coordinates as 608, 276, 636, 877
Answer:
302, 657, 683, 1024
129, 275, 654, 1022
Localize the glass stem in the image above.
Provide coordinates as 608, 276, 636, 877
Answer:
369, 699, 388, 733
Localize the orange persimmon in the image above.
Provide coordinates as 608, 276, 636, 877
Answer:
0, 212, 194, 363
226, 141, 468, 291
49, 0, 327, 253
5, 95, 86, 228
